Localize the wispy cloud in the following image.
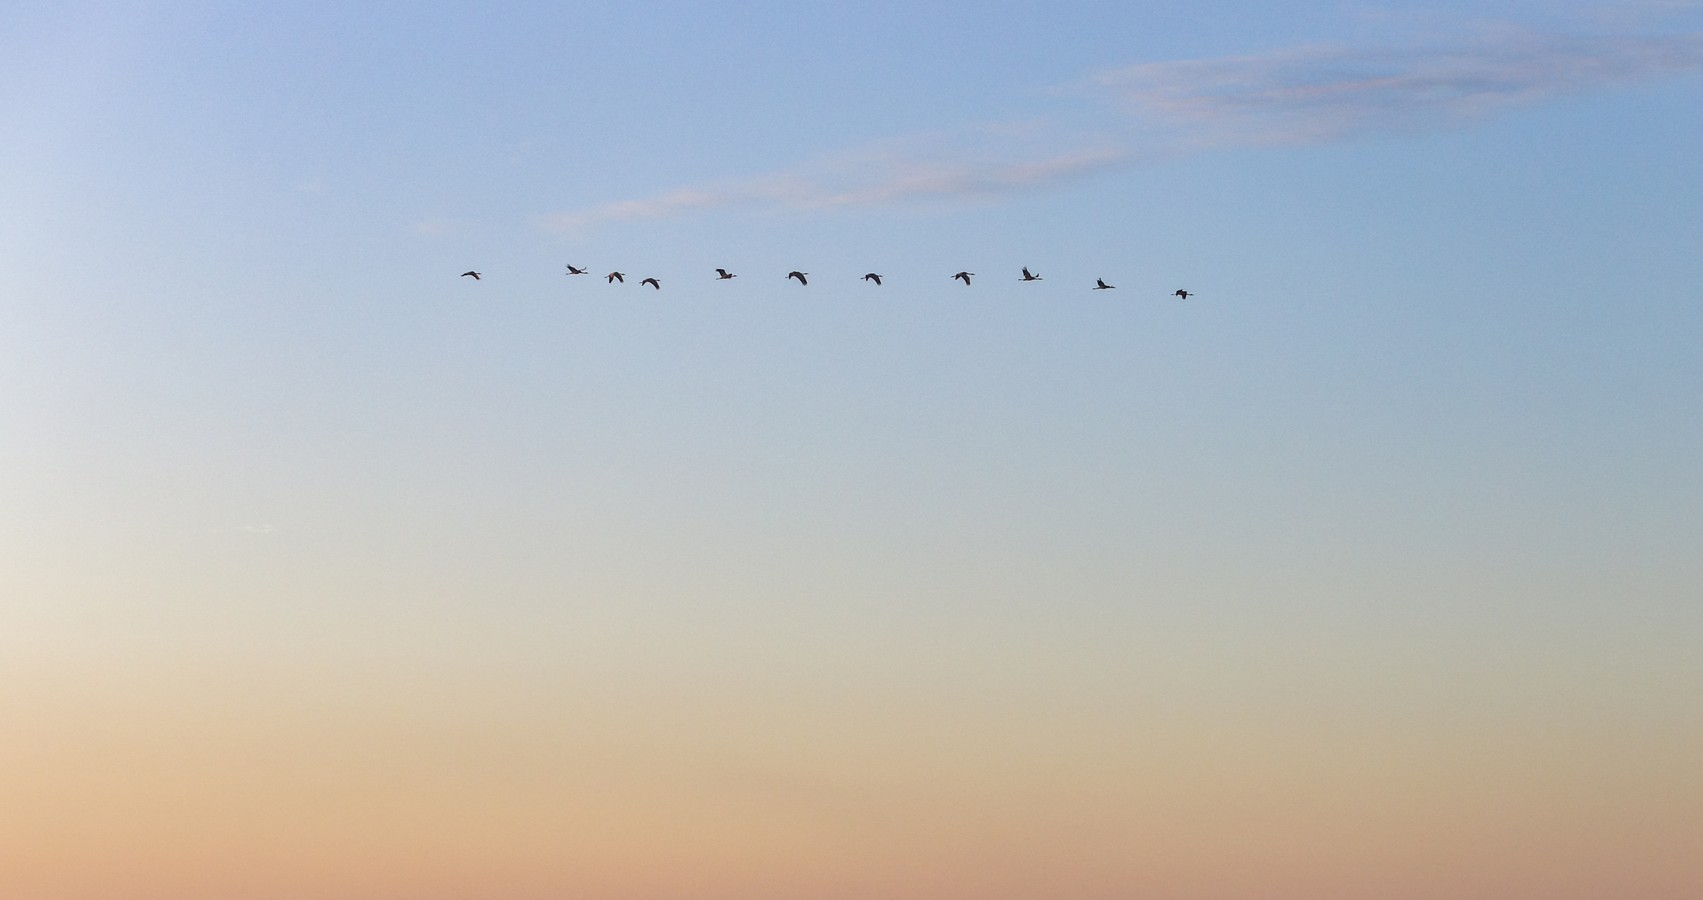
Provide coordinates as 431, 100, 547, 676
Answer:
541, 30, 1703, 232
412, 217, 468, 237
1092, 30, 1703, 148
540, 128, 1129, 234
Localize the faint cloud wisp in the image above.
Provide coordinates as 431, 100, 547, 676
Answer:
540, 130, 1129, 235
542, 30, 1703, 232
1093, 30, 1703, 148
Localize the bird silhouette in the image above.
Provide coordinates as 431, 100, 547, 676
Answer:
863, 273, 882, 285
461, 271, 481, 280
641, 277, 660, 289
1020, 267, 1042, 281
952, 271, 974, 285
1173, 289, 1192, 299
715, 268, 737, 280
1094, 278, 1115, 290
565, 265, 588, 275
787, 271, 808, 285
607, 272, 625, 283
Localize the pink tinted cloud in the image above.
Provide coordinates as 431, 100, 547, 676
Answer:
1092, 30, 1703, 147
541, 30, 1703, 231
539, 137, 1128, 234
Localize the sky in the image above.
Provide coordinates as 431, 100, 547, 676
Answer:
2, 1, 1701, 898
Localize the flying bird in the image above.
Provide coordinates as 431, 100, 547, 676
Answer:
787, 271, 808, 285
1094, 278, 1115, 290
461, 271, 481, 280
715, 268, 737, 279
952, 271, 974, 285
565, 265, 588, 275
607, 272, 625, 283
1173, 289, 1192, 299
1020, 267, 1042, 281
641, 277, 660, 289
862, 273, 882, 285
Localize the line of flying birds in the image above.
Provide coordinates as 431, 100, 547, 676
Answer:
459, 266, 1194, 298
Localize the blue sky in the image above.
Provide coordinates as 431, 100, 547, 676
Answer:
3, 2, 1702, 897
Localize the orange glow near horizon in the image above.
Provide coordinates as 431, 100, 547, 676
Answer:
4, 625, 1698, 900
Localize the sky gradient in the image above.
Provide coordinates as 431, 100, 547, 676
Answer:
3, 2, 1701, 898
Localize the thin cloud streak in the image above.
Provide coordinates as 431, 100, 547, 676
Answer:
540, 139, 1129, 234
542, 30, 1703, 232
1092, 30, 1703, 147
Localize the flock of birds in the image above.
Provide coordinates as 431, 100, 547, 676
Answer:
460, 266, 1194, 299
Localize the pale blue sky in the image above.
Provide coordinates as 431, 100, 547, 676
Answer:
7, 0, 1702, 616
7, 0, 1702, 648
3, 4, 1701, 894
